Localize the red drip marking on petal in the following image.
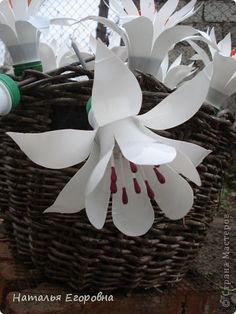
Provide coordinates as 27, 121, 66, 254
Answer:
133, 178, 141, 194
145, 180, 155, 200
111, 167, 117, 182
231, 48, 236, 56
110, 181, 117, 194
122, 187, 128, 204
153, 167, 166, 184
130, 162, 138, 173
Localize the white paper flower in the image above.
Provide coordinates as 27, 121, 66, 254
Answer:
108, 0, 199, 73
108, 0, 199, 37
80, 2, 199, 78
7, 42, 210, 236
0, 0, 49, 66
156, 54, 196, 89
189, 30, 236, 108
205, 52, 236, 108
190, 28, 232, 63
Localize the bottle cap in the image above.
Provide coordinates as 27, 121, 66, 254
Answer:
0, 74, 21, 114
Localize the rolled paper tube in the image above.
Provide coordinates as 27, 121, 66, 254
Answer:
0, 74, 21, 115
13, 61, 43, 76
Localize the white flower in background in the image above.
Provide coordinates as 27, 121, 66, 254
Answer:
205, 52, 236, 108
189, 28, 232, 63
0, 0, 49, 72
39, 40, 94, 72
156, 54, 196, 89
188, 30, 236, 108
7, 41, 211, 236
81, 0, 199, 79
119, 0, 199, 76
108, 0, 199, 36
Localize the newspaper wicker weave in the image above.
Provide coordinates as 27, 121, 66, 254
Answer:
0, 65, 235, 292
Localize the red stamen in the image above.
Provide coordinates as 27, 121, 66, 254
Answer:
138, 9, 141, 16
133, 178, 141, 194
111, 166, 117, 182
122, 187, 128, 204
110, 181, 117, 194
130, 162, 138, 173
145, 180, 155, 200
153, 167, 166, 184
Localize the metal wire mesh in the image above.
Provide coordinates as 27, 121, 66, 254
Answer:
0, 0, 111, 66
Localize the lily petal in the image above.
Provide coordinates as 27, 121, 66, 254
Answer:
0, 23, 17, 46
7, 129, 96, 169
11, 0, 28, 20
225, 74, 236, 96
112, 157, 154, 236
159, 54, 169, 81
138, 123, 211, 167
15, 20, 37, 43
123, 16, 153, 72
164, 64, 195, 89
86, 127, 115, 195
45, 143, 99, 214
148, 26, 197, 76
0, 12, 7, 24
153, 0, 179, 40
166, 0, 198, 28
138, 67, 210, 130
91, 41, 142, 127
121, 0, 139, 15
163, 138, 210, 167
145, 164, 194, 220
109, 0, 125, 15
85, 164, 110, 229
0, 0, 15, 30
140, 0, 155, 21
29, 16, 50, 33
39, 42, 57, 72
210, 53, 236, 92
218, 33, 231, 57
28, 0, 44, 16
169, 54, 182, 70
113, 118, 176, 165
188, 40, 210, 65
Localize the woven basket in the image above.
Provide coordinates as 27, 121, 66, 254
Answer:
0, 65, 235, 292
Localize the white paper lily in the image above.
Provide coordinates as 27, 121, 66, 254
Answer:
79, 14, 198, 79
105, 0, 200, 75
0, 0, 49, 65
74, 1, 199, 77
205, 52, 236, 108
156, 54, 196, 89
7, 42, 211, 236
108, 0, 199, 37
189, 30, 236, 108
190, 28, 232, 63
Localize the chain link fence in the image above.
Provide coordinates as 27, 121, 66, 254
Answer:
0, 0, 236, 67
0, 0, 112, 66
